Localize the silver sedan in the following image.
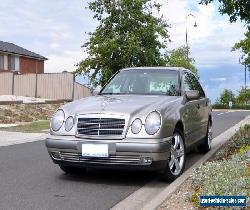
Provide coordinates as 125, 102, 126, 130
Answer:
45, 67, 212, 182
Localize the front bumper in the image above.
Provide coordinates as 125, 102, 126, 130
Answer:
45, 135, 172, 171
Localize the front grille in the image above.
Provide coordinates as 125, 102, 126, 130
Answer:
77, 117, 125, 136
54, 151, 142, 165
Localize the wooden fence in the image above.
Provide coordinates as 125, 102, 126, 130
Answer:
0, 72, 91, 100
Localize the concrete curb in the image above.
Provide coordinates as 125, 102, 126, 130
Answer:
110, 116, 250, 210
0, 124, 18, 128
0, 100, 23, 105
213, 109, 250, 112
0, 131, 48, 147
0, 99, 67, 105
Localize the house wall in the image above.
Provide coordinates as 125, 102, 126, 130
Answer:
0, 53, 45, 74
20, 57, 44, 74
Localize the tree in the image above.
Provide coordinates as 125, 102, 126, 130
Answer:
76, 0, 170, 86
232, 29, 250, 67
165, 46, 198, 74
219, 89, 235, 105
200, 0, 250, 66
236, 88, 250, 104
200, 0, 250, 23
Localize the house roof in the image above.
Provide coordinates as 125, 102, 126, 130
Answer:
0, 41, 48, 60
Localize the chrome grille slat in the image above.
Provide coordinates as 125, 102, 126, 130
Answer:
77, 117, 125, 137
57, 152, 141, 165
60, 152, 79, 156
77, 126, 125, 129
78, 128, 124, 131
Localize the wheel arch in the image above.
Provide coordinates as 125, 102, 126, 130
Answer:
208, 114, 212, 126
174, 120, 184, 135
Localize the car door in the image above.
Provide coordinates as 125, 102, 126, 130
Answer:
182, 72, 203, 146
195, 80, 210, 140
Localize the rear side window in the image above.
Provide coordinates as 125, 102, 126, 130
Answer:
183, 72, 205, 98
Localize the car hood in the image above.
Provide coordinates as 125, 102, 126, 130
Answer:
63, 95, 180, 116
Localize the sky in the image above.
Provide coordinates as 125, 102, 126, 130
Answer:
0, 0, 248, 102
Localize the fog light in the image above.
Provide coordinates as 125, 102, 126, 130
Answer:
51, 151, 61, 160
142, 157, 152, 164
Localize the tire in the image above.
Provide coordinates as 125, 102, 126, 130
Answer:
160, 128, 186, 182
198, 120, 212, 154
59, 164, 84, 174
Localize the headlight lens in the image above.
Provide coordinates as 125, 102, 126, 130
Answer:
145, 111, 161, 135
51, 109, 65, 131
65, 116, 74, 132
131, 118, 142, 134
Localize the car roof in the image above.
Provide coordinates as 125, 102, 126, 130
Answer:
121, 66, 190, 73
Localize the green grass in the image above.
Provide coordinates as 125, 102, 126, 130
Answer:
0, 120, 50, 133
212, 103, 250, 110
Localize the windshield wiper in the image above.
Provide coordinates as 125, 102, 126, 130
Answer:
100, 93, 126, 95
100, 93, 113, 95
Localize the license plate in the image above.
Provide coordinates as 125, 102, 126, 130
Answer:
81, 144, 109, 157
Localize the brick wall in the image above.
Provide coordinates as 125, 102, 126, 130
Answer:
0, 54, 44, 74
20, 57, 44, 74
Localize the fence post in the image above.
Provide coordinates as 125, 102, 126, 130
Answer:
35, 73, 38, 98
11, 72, 15, 95
72, 74, 75, 101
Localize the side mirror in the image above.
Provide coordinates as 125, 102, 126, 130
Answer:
185, 90, 199, 100
93, 86, 102, 95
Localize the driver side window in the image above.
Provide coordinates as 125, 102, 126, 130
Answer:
183, 72, 205, 98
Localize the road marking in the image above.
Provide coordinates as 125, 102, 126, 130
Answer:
216, 110, 235, 116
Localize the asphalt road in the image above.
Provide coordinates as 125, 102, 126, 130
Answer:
0, 110, 249, 210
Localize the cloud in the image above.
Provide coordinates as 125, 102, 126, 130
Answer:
46, 50, 88, 73
210, 77, 227, 81
199, 64, 247, 102
203, 75, 242, 102
0, 0, 95, 73
158, 0, 245, 67
0, 0, 245, 74
197, 64, 217, 68
0, 0, 248, 101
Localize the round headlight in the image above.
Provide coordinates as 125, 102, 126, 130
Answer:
145, 111, 161, 135
65, 116, 74, 132
51, 109, 65, 131
131, 118, 142, 134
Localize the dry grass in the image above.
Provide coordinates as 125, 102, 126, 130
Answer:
0, 103, 62, 124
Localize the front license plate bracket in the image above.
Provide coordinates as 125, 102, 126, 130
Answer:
81, 144, 109, 158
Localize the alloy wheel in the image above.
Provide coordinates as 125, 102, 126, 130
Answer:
169, 133, 185, 176
207, 123, 212, 149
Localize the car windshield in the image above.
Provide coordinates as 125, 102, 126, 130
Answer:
100, 69, 180, 96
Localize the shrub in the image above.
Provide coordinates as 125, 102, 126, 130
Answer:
191, 151, 250, 207
190, 124, 250, 208
212, 103, 250, 110
214, 124, 250, 161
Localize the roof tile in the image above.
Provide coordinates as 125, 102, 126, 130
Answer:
0, 41, 47, 60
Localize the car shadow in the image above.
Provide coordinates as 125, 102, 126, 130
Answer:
57, 168, 157, 187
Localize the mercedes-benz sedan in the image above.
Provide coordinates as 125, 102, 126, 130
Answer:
45, 67, 212, 181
